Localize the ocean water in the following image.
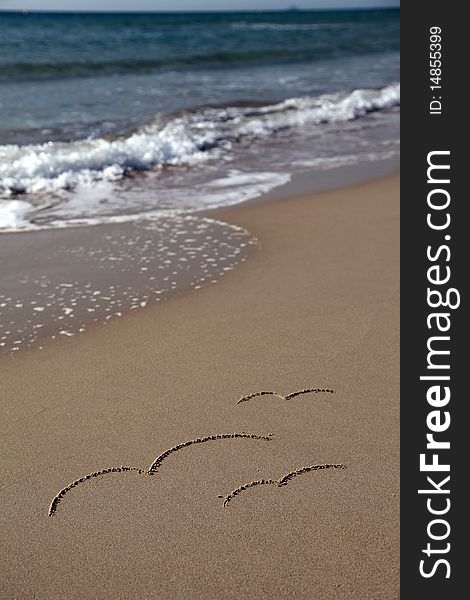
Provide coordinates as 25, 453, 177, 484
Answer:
0, 9, 399, 231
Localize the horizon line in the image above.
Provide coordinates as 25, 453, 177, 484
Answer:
0, 6, 400, 14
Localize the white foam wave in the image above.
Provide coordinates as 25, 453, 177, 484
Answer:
0, 84, 399, 199
0, 171, 290, 232
0, 122, 208, 198
235, 82, 400, 134
0, 200, 33, 229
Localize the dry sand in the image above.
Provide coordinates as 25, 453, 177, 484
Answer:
0, 176, 399, 599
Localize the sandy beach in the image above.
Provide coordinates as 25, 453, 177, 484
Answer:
0, 176, 399, 599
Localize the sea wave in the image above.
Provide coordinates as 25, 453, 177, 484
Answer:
0, 50, 319, 81
0, 83, 399, 198
0, 171, 291, 232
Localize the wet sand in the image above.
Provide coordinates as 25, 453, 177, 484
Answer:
0, 216, 257, 354
0, 176, 399, 599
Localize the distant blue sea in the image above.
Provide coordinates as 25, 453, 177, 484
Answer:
0, 9, 400, 230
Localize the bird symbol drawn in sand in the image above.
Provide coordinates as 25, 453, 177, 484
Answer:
221, 464, 346, 507
237, 388, 334, 404
48, 433, 273, 516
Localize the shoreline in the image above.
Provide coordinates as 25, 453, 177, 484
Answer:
0, 160, 398, 358
221, 154, 399, 207
1, 175, 399, 598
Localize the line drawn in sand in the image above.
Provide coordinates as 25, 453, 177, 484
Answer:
237, 388, 334, 405
222, 464, 346, 507
48, 433, 273, 517
48, 466, 144, 517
